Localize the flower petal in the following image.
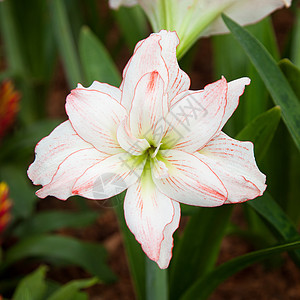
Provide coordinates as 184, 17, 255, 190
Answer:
120, 30, 190, 109
157, 199, 180, 269
36, 148, 106, 200
77, 81, 122, 103
72, 152, 146, 199
153, 150, 227, 207
157, 30, 190, 101
124, 175, 180, 269
27, 121, 94, 187
198, 132, 266, 203
66, 88, 126, 154
117, 118, 150, 155
109, 0, 137, 9
202, 0, 292, 37
220, 77, 250, 129
129, 71, 167, 146
162, 77, 227, 152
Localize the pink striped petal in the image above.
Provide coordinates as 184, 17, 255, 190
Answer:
36, 148, 107, 200
77, 81, 122, 103
220, 77, 250, 129
27, 121, 94, 187
198, 132, 266, 203
153, 150, 228, 207
120, 31, 190, 109
129, 71, 167, 146
157, 199, 180, 269
124, 176, 180, 268
157, 30, 190, 101
162, 77, 227, 152
66, 88, 126, 154
117, 118, 150, 155
72, 152, 146, 199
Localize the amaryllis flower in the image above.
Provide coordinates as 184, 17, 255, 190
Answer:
109, 0, 292, 57
28, 30, 266, 268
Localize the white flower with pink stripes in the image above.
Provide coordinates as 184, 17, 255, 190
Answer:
28, 30, 266, 268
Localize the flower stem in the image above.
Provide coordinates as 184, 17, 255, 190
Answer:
146, 256, 168, 300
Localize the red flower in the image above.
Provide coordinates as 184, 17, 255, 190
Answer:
0, 182, 12, 234
0, 80, 20, 139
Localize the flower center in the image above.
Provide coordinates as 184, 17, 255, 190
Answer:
148, 143, 162, 158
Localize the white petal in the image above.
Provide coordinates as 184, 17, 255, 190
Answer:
151, 158, 169, 179
124, 176, 180, 268
36, 148, 106, 200
117, 118, 150, 155
72, 152, 146, 199
162, 77, 227, 152
120, 30, 190, 109
78, 81, 122, 103
202, 0, 292, 37
109, 0, 137, 9
157, 200, 180, 269
129, 71, 167, 146
157, 30, 190, 101
27, 121, 94, 187
198, 132, 266, 203
220, 77, 250, 129
153, 150, 227, 207
66, 88, 126, 154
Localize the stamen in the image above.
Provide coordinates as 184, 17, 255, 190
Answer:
151, 142, 162, 158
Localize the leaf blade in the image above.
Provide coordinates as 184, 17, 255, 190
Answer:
79, 27, 121, 87
181, 240, 300, 300
1, 235, 116, 282
222, 14, 300, 152
13, 266, 48, 300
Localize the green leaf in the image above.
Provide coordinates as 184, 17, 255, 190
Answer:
113, 192, 145, 300
213, 18, 278, 134
236, 106, 281, 163
181, 240, 300, 300
279, 59, 300, 98
49, 0, 83, 88
13, 211, 98, 237
9, 0, 56, 81
278, 59, 300, 224
223, 14, 300, 152
146, 258, 167, 300
169, 205, 233, 300
0, 164, 37, 219
0, 1, 27, 77
79, 27, 121, 87
0, 119, 61, 163
247, 192, 300, 265
236, 107, 281, 244
47, 277, 98, 300
1, 235, 116, 282
113, 6, 148, 51
13, 265, 48, 300
291, 8, 300, 69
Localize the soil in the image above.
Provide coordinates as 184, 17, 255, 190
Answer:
3, 3, 300, 300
